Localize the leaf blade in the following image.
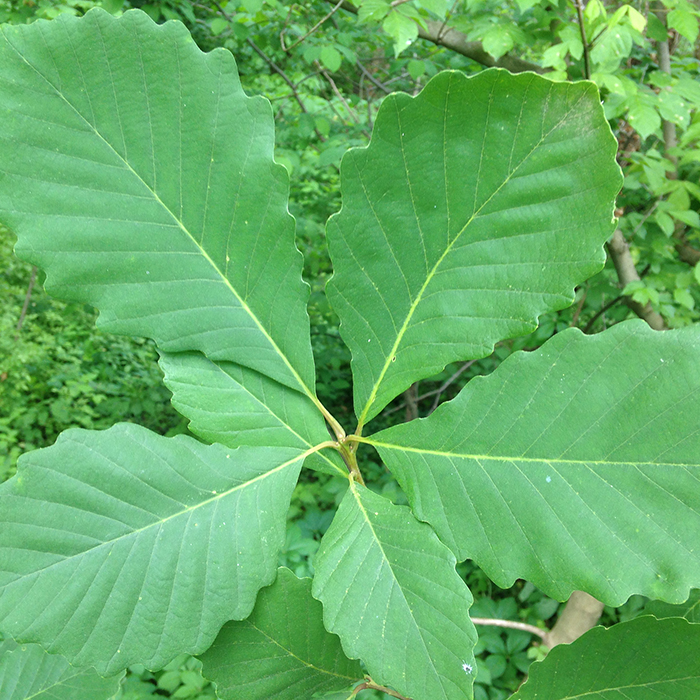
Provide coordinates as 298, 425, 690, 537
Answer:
200, 568, 363, 700
0, 9, 315, 396
312, 482, 477, 700
0, 642, 123, 700
513, 616, 700, 699
327, 69, 622, 425
159, 351, 346, 476
0, 424, 304, 675
370, 321, 700, 605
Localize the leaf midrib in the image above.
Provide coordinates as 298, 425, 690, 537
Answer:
366, 438, 692, 469
348, 481, 451, 700
356, 77, 590, 429
245, 618, 361, 682
2, 447, 307, 584
541, 673, 700, 700
1, 23, 316, 404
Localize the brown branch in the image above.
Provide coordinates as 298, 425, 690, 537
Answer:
316, 61, 365, 127
471, 617, 548, 641
245, 39, 326, 142
281, 0, 345, 52
207, 0, 326, 140
544, 591, 605, 648
382, 360, 477, 417
583, 294, 624, 333
334, 1, 547, 73
570, 286, 587, 327
418, 20, 548, 74
676, 240, 700, 266
356, 58, 392, 94
653, 3, 678, 171
427, 360, 476, 414
356, 679, 412, 700
607, 229, 666, 330
574, 0, 591, 79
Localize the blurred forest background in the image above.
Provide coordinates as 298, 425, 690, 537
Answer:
1, 0, 698, 697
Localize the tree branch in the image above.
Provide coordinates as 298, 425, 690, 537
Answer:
281, 0, 346, 52
471, 617, 548, 641
574, 0, 591, 79
544, 591, 605, 648
334, 1, 547, 74
607, 230, 666, 330
417, 20, 548, 74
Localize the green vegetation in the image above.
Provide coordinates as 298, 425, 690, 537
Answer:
0, 2, 698, 700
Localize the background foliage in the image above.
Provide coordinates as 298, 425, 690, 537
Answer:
0, 0, 697, 698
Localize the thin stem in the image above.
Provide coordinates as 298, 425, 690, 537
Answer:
574, 0, 591, 79
583, 294, 624, 333
356, 59, 392, 94
471, 617, 548, 641
570, 286, 587, 327
382, 360, 477, 417
311, 398, 346, 442
356, 679, 413, 700
338, 438, 364, 485
316, 61, 362, 124
281, 0, 345, 52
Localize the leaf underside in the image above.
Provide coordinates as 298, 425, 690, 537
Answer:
312, 483, 477, 700
513, 616, 700, 699
645, 589, 700, 623
200, 567, 363, 700
0, 424, 303, 675
327, 68, 622, 425
0, 8, 315, 397
0, 641, 122, 700
371, 321, 700, 605
158, 351, 345, 476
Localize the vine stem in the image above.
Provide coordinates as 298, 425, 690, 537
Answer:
573, 0, 591, 80
471, 617, 548, 641
353, 679, 413, 700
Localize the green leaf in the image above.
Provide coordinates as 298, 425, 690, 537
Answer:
646, 589, 700, 622
383, 10, 419, 56
312, 482, 477, 700
657, 91, 691, 129
418, 0, 449, 17
627, 99, 661, 139
512, 616, 700, 699
209, 17, 229, 35
0, 423, 304, 674
326, 69, 622, 427
646, 12, 669, 42
320, 46, 342, 72
200, 568, 363, 700
676, 77, 700, 108
0, 9, 317, 398
668, 8, 699, 43
358, 0, 390, 23
0, 643, 123, 700
672, 209, 700, 228
369, 321, 700, 605
626, 6, 647, 32
158, 351, 346, 476
481, 26, 514, 61
408, 59, 426, 80
674, 287, 695, 309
